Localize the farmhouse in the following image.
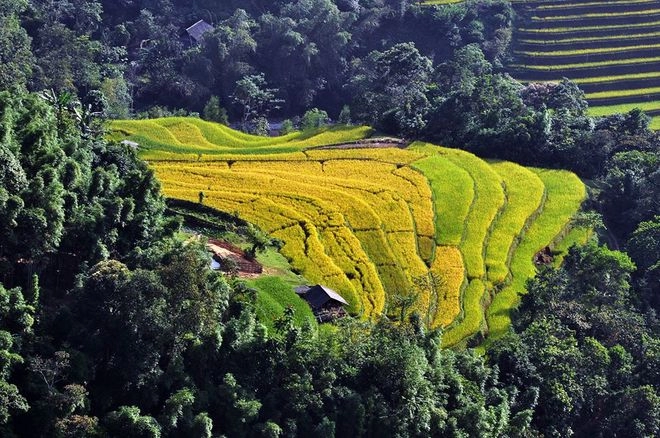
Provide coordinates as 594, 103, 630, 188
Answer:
296, 284, 348, 322
185, 20, 214, 44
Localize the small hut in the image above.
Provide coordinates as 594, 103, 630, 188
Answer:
185, 20, 214, 44
297, 284, 348, 322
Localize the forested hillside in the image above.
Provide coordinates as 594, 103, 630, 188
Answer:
0, 0, 659, 437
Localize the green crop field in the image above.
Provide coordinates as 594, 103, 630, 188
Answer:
532, 9, 660, 21
444, 149, 506, 281
509, 0, 660, 131
485, 168, 586, 345
587, 86, 660, 99
422, 0, 463, 4
535, 0, 657, 10
517, 43, 660, 58
109, 117, 586, 347
511, 56, 660, 71
520, 32, 660, 45
441, 279, 486, 348
518, 20, 660, 34
416, 1, 660, 131
486, 161, 546, 286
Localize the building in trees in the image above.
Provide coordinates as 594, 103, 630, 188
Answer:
185, 20, 214, 44
297, 284, 348, 322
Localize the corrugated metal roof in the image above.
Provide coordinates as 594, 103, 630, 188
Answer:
295, 285, 311, 295
304, 284, 349, 308
186, 20, 214, 42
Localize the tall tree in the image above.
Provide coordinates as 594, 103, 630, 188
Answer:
0, 0, 34, 91
349, 42, 432, 136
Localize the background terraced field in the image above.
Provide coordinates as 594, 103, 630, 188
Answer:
509, 0, 660, 128
110, 117, 587, 347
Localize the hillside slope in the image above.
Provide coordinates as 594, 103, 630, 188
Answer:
109, 118, 587, 347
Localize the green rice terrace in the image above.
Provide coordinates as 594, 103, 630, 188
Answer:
109, 117, 588, 347
509, 0, 660, 128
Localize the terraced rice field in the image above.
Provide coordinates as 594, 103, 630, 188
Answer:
109, 117, 586, 347
422, 0, 463, 4
509, 0, 660, 129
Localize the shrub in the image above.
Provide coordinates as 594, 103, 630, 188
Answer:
280, 119, 294, 135
202, 96, 228, 124
301, 108, 329, 130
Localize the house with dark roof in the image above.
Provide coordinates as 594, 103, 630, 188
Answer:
296, 284, 348, 322
186, 20, 214, 44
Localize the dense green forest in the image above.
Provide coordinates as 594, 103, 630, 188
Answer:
1, 0, 659, 437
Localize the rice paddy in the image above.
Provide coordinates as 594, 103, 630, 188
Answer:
485, 168, 586, 344
109, 117, 586, 347
509, 0, 660, 130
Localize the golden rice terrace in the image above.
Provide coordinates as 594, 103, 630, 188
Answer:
109, 117, 587, 347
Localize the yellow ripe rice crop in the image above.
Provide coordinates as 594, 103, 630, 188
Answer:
270, 223, 361, 311
320, 227, 386, 314
305, 147, 426, 164
109, 117, 374, 157
156, 160, 420, 313
386, 232, 429, 275
392, 167, 435, 237
110, 119, 183, 146
121, 118, 588, 346
232, 160, 323, 174
155, 119, 222, 150
376, 264, 413, 308
352, 230, 400, 267
429, 246, 466, 328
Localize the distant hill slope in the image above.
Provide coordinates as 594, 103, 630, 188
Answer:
508, 0, 660, 126
109, 117, 586, 347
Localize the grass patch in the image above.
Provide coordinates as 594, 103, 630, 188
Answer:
247, 276, 317, 332
256, 247, 307, 285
